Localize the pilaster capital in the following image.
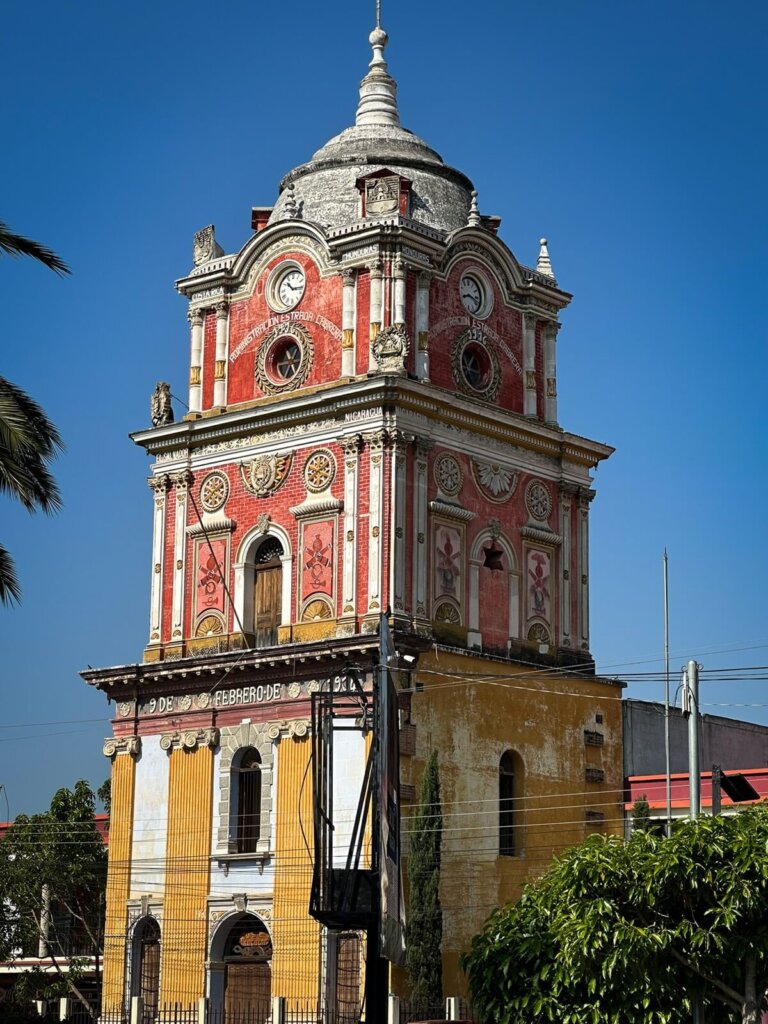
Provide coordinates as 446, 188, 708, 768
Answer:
367, 260, 383, 278
103, 735, 141, 759
523, 312, 537, 333
418, 269, 433, 287
578, 487, 596, 509
340, 268, 357, 285
414, 435, 435, 460
338, 433, 364, 459
215, 301, 229, 321
188, 308, 205, 328
543, 320, 560, 342
171, 469, 194, 494
148, 474, 171, 498
363, 428, 388, 453
160, 727, 220, 752
393, 258, 406, 279
390, 429, 414, 458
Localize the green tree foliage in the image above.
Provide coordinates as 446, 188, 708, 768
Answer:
406, 749, 443, 1009
0, 781, 107, 1018
0, 220, 67, 605
462, 806, 768, 1024
631, 793, 653, 831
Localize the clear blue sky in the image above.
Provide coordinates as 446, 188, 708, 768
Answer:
2, 1, 767, 813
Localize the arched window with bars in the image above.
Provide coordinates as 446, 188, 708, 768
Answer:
234, 747, 262, 854
253, 537, 283, 647
131, 917, 161, 1023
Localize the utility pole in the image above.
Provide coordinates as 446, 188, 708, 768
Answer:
686, 660, 700, 819
663, 551, 672, 835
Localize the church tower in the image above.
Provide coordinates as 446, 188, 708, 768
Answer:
85, 13, 623, 1017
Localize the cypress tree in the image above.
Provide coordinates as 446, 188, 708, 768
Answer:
631, 793, 652, 831
406, 749, 443, 1009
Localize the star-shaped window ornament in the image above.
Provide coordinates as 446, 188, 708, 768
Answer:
482, 540, 504, 573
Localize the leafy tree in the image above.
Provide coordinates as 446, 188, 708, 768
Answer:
0, 781, 107, 1019
0, 220, 67, 605
462, 806, 768, 1024
631, 793, 653, 831
406, 749, 443, 1010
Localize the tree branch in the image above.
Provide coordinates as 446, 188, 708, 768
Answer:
669, 947, 743, 1009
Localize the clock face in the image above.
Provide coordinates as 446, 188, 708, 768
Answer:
267, 263, 306, 312
278, 269, 305, 309
460, 274, 483, 315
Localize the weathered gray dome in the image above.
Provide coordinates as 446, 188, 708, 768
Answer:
268, 25, 474, 235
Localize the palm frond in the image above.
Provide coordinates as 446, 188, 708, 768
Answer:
0, 545, 21, 605
0, 221, 71, 276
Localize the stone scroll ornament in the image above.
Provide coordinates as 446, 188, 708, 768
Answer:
240, 453, 293, 498
470, 459, 519, 504
371, 326, 409, 375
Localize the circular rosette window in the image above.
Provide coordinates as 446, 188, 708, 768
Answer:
255, 323, 314, 394
451, 330, 501, 401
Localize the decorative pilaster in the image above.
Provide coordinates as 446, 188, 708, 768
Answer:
171, 470, 193, 644
368, 261, 383, 371
389, 430, 411, 622
338, 434, 362, 634
415, 271, 431, 380
544, 321, 559, 425
147, 474, 170, 646
393, 258, 406, 327
523, 313, 537, 418
363, 429, 387, 630
213, 302, 229, 408
560, 486, 576, 648
103, 735, 142, 759
341, 269, 356, 377
577, 488, 595, 651
187, 308, 204, 415
159, 727, 220, 752
412, 437, 433, 636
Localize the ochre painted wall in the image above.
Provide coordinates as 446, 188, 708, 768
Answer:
102, 752, 136, 1012
159, 746, 214, 1007
400, 648, 624, 997
271, 735, 321, 1006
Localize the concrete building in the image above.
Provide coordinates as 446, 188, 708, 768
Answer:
83, 12, 622, 1019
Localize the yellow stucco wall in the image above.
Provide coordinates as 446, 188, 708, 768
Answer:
159, 746, 214, 1007
271, 735, 321, 1006
102, 752, 136, 1011
400, 648, 624, 996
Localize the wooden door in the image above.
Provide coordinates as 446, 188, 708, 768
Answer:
224, 962, 271, 1024
254, 565, 281, 647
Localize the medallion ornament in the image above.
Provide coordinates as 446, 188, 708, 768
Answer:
303, 449, 336, 493
470, 459, 519, 503
434, 453, 463, 498
200, 472, 230, 513
240, 453, 293, 498
526, 480, 552, 521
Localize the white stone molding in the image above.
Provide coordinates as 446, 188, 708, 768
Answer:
338, 434, 362, 623
415, 272, 431, 380
412, 438, 432, 624
147, 474, 170, 645
103, 735, 142, 759
560, 488, 574, 648
159, 727, 220, 752
428, 500, 475, 523
520, 525, 562, 546
234, 522, 293, 637
289, 496, 343, 519
170, 470, 193, 642
187, 514, 236, 537
389, 430, 411, 616
523, 313, 537, 418
364, 430, 387, 617
216, 722, 275, 858
341, 269, 356, 377
368, 262, 383, 371
543, 321, 559, 425
213, 301, 230, 408
577, 489, 594, 651
393, 258, 406, 326
467, 531, 520, 649
188, 308, 204, 414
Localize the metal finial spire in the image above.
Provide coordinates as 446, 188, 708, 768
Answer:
355, 3, 400, 126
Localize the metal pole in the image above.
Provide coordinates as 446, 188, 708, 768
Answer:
663, 551, 672, 835
687, 660, 700, 819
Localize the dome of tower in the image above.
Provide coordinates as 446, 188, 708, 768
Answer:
268, 21, 474, 235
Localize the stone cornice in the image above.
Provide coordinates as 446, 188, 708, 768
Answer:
289, 497, 343, 519
187, 514, 237, 537
129, 377, 613, 470
428, 500, 476, 523
520, 525, 563, 546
